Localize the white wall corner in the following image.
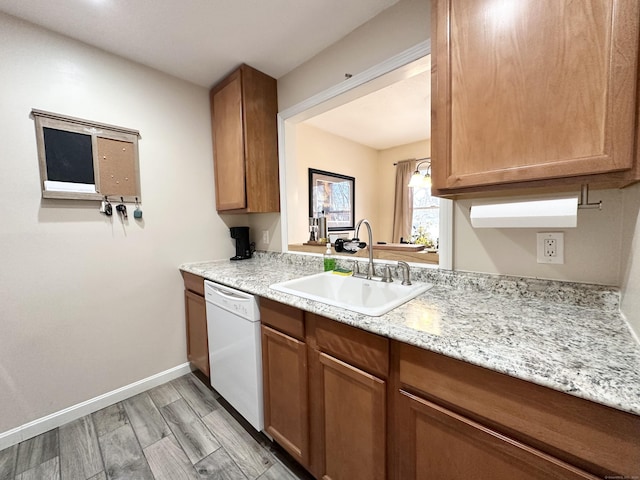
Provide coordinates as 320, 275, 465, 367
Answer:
619, 184, 640, 343
620, 310, 640, 346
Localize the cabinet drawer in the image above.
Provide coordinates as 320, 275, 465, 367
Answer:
397, 342, 640, 477
308, 313, 388, 379
181, 271, 204, 296
260, 297, 304, 341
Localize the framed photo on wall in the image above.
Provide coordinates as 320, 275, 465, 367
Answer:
308, 168, 355, 231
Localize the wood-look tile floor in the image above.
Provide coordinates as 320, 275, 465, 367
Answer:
0, 373, 313, 480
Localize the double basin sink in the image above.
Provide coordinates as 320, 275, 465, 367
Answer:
270, 271, 433, 316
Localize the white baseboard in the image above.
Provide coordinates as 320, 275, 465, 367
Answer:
0, 362, 192, 451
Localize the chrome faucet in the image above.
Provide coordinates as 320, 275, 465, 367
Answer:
397, 261, 412, 285
355, 219, 375, 279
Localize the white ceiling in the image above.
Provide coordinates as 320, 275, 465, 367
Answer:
0, 0, 399, 87
0, 0, 427, 150
304, 68, 430, 150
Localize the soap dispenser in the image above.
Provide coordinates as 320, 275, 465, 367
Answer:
323, 243, 336, 271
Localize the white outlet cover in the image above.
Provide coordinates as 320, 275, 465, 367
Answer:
537, 232, 564, 264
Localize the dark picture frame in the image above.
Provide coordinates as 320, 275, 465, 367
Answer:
308, 168, 355, 231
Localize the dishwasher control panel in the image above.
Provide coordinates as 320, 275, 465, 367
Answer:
204, 280, 260, 321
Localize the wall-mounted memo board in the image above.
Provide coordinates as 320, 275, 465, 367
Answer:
32, 109, 141, 201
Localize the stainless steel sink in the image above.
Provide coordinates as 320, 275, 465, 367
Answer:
270, 271, 433, 316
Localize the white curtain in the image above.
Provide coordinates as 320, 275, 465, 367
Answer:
392, 160, 415, 243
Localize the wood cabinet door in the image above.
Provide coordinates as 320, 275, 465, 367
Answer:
317, 352, 386, 480
212, 69, 246, 211
184, 290, 209, 377
431, 0, 640, 193
241, 65, 280, 213
397, 390, 599, 480
261, 325, 309, 467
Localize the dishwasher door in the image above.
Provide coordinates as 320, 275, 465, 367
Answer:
204, 280, 263, 431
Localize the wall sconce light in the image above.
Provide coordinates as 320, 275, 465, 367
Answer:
408, 160, 431, 188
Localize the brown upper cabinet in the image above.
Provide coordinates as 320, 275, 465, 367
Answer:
431, 0, 640, 197
209, 64, 280, 213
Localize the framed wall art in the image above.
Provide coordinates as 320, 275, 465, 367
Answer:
308, 168, 355, 231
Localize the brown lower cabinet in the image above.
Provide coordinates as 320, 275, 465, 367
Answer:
395, 342, 640, 480
260, 299, 310, 468
261, 324, 309, 467
314, 352, 386, 480
259, 297, 640, 480
306, 312, 389, 480
397, 390, 596, 480
261, 298, 388, 479
182, 272, 209, 377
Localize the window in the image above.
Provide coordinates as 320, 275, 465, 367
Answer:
411, 171, 439, 249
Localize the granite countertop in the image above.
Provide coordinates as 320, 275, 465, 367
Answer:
180, 252, 640, 416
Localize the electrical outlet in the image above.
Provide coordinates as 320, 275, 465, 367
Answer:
537, 232, 564, 264
544, 238, 557, 257
262, 230, 269, 245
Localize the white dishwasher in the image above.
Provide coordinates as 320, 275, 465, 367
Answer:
204, 280, 263, 431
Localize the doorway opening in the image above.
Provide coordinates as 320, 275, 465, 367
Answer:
277, 41, 452, 269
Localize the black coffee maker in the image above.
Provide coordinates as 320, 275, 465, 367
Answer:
230, 226, 253, 261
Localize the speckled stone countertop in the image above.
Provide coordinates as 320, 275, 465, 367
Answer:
180, 252, 640, 416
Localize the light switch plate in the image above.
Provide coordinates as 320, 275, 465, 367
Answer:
537, 232, 564, 264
